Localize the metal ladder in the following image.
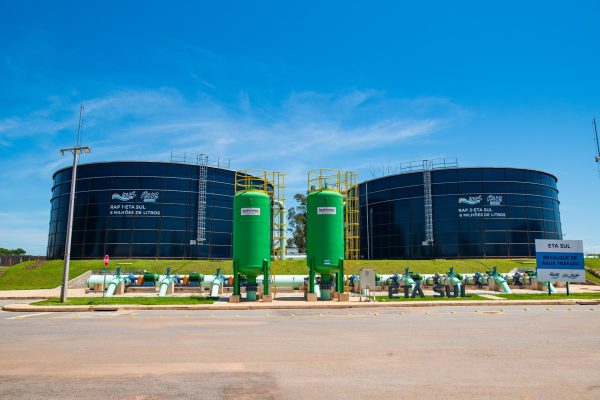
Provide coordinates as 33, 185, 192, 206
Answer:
343, 172, 360, 261
197, 154, 208, 243
423, 160, 434, 245
261, 171, 286, 261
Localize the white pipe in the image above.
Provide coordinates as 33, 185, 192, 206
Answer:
88, 275, 118, 289
210, 276, 224, 297
106, 277, 125, 297
88, 274, 139, 289
158, 276, 176, 297
91, 272, 549, 296
201, 275, 231, 288
274, 200, 286, 261
490, 275, 512, 294
257, 275, 305, 289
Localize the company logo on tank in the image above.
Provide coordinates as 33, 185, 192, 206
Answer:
458, 194, 506, 218
109, 190, 161, 216
317, 207, 337, 215
487, 195, 502, 206
141, 191, 159, 203
241, 208, 261, 216
111, 191, 136, 201
458, 195, 482, 205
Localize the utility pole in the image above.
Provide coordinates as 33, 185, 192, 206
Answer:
593, 118, 600, 164
59, 104, 91, 302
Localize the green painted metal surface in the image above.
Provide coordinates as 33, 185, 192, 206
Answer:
306, 189, 344, 274
232, 190, 271, 277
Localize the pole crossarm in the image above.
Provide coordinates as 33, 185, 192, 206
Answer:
59, 146, 91, 156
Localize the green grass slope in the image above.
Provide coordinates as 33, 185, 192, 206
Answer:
585, 258, 600, 270
0, 258, 539, 290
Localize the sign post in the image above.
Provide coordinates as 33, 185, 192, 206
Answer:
102, 255, 109, 299
535, 240, 585, 295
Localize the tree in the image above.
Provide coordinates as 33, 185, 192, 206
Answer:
287, 193, 307, 253
0, 247, 26, 255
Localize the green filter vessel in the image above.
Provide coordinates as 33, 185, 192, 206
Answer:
232, 190, 271, 300
306, 189, 344, 299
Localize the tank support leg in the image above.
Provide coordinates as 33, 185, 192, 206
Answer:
233, 261, 240, 296
262, 259, 269, 295
338, 258, 344, 293
309, 259, 315, 294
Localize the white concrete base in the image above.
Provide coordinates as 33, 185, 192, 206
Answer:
166, 282, 174, 295
262, 294, 273, 302
338, 293, 350, 302
115, 282, 125, 295
306, 293, 318, 302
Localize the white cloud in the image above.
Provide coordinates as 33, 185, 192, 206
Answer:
1, 88, 466, 168
0, 87, 469, 253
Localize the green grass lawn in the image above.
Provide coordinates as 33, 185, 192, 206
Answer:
32, 296, 218, 306
585, 258, 600, 270
0, 258, 535, 290
375, 294, 489, 302
586, 270, 600, 285
495, 292, 600, 300
2, 257, 597, 291
0, 259, 233, 290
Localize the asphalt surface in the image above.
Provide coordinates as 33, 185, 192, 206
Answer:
1, 301, 599, 400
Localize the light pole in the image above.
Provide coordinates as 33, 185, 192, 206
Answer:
59, 104, 91, 303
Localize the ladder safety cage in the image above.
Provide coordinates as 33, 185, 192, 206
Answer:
197, 154, 208, 243
169, 152, 232, 244
370, 157, 459, 247
342, 172, 359, 261
423, 160, 434, 246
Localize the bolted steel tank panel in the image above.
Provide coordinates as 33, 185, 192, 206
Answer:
232, 190, 271, 276
306, 189, 344, 273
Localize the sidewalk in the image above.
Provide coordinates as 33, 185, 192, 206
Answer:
2, 285, 599, 312
0, 288, 88, 299
3, 296, 598, 313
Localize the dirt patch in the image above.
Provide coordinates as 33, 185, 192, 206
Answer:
24, 260, 45, 270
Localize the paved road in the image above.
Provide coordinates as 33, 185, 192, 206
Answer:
1, 303, 599, 399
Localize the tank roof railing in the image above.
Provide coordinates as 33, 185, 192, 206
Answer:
368, 157, 458, 179
235, 169, 284, 196
308, 168, 344, 192
169, 151, 231, 169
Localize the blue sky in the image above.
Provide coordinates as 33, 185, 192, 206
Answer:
1, 1, 599, 255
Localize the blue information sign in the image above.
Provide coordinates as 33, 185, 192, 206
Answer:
535, 239, 585, 282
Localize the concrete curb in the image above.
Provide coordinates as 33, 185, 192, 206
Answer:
0, 297, 50, 300
2, 299, 598, 313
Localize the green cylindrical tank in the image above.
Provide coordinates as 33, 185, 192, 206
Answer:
233, 190, 271, 274
306, 189, 344, 273
233, 190, 271, 299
